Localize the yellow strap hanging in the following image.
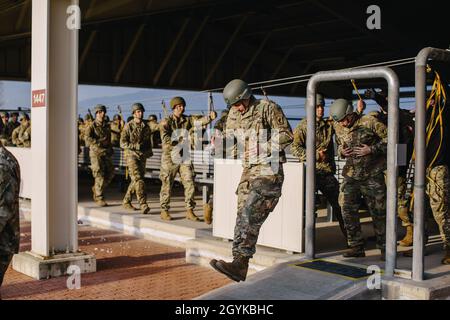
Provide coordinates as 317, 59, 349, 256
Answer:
351, 79, 363, 100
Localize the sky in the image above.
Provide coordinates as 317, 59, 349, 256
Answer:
0, 80, 416, 128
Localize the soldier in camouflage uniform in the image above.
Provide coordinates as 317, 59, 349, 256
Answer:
11, 113, 31, 148
110, 114, 124, 148
330, 99, 388, 259
364, 88, 416, 246
147, 114, 162, 148
85, 104, 115, 207
79, 113, 93, 147
291, 94, 346, 239
159, 97, 216, 221
210, 79, 293, 282
9, 112, 20, 132
0, 112, 14, 146
0, 140, 20, 294
121, 103, 159, 214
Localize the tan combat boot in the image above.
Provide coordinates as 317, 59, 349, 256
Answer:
442, 248, 450, 265
95, 199, 107, 207
186, 209, 200, 222
399, 225, 413, 247
342, 245, 366, 258
209, 256, 249, 282
122, 202, 137, 211
161, 210, 172, 221
141, 204, 150, 215
203, 204, 213, 225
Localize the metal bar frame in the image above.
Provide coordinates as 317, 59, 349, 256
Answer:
305, 67, 400, 277
413, 47, 450, 281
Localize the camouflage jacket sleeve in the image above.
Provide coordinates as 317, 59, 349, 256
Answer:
291, 120, 307, 160
368, 117, 388, 156
265, 102, 294, 153
189, 114, 213, 127
110, 123, 121, 135
160, 117, 173, 147
148, 121, 160, 134
84, 123, 99, 148
0, 164, 19, 233
214, 107, 230, 132
120, 123, 134, 150
11, 127, 20, 146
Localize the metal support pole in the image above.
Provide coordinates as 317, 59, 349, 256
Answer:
413, 47, 450, 281
305, 68, 399, 277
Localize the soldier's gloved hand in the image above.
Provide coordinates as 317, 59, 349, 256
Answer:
364, 88, 376, 99
209, 111, 217, 120
353, 144, 371, 157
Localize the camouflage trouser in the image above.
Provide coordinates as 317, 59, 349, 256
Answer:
232, 164, 284, 259
0, 254, 12, 287
159, 162, 196, 210
123, 154, 148, 205
317, 173, 345, 237
397, 175, 413, 227
339, 173, 386, 249
426, 165, 450, 249
90, 151, 115, 201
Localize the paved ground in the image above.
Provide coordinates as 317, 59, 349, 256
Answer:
1, 221, 231, 300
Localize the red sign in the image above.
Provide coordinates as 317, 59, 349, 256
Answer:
32, 89, 46, 107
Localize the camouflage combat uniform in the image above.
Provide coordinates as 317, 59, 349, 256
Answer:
368, 109, 415, 227
424, 97, 450, 250
334, 114, 388, 250
121, 119, 159, 207
0, 145, 20, 287
159, 114, 213, 211
148, 119, 162, 148
110, 120, 124, 148
12, 122, 31, 148
85, 119, 115, 203
0, 122, 14, 147
225, 97, 293, 259
291, 117, 346, 237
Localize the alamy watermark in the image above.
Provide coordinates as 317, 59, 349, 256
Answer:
66, 4, 81, 30
66, 265, 81, 290
366, 5, 381, 30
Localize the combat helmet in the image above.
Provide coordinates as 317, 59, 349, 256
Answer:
131, 102, 145, 114
330, 99, 353, 122
316, 93, 325, 106
94, 104, 106, 114
223, 79, 252, 106
170, 97, 186, 109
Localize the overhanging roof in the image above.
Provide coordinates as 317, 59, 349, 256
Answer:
0, 0, 448, 98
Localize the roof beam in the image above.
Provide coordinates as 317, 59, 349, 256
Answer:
203, 15, 248, 89
271, 47, 294, 79
114, 23, 146, 83
79, 30, 98, 69
240, 32, 272, 80
15, 0, 30, 32
152, 18, 190, 85
169, 14, 211, 86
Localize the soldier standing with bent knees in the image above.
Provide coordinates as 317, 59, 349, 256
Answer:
291, 93, 347, 239
331, 99, 388, 260
210, 79, 293, 282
